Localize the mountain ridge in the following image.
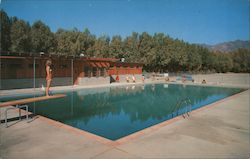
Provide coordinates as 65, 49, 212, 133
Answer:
199, 40, 250, 52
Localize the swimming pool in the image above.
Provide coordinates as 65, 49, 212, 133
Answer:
0, 84, 245, 140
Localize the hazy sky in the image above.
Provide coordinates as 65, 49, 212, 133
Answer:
1, 0, 249, 45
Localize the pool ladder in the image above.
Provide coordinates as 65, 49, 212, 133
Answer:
172, 98, 192, 119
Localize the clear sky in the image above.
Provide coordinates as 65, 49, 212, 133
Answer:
1, 0, 249, 45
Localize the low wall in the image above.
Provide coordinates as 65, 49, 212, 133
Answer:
0, 77, 72, 90
76, 87, 110, 97
110, 74, 143, 83
0, 75, 142, 90
78, 77, 110, 85
2, 73, 247, 90
192, 73, 250, 86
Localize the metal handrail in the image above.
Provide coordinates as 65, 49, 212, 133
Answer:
172, 98, 192, 118
184, 98, 192, 117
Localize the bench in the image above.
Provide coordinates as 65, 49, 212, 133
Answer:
154, 73, 169, 81
176, 75, 194, 82
0, 94, 66, 127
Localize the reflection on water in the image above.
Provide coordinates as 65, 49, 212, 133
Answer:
3, 84, 244, 140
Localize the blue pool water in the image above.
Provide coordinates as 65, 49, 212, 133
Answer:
0, 84, 245, 140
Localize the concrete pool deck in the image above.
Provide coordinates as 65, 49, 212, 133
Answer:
0, 85, 249, 158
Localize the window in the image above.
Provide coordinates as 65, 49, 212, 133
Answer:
84, 66, 91, 77
100, 68, 106, 77
92, 67, 97, 77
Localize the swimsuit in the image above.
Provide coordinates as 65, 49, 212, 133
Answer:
46, 67, 52, 81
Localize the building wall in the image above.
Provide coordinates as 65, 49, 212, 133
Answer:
78, 77, 110, 85
0, 56, 143, 89
0, 77, 72, 90
192, 73, 250, 86
1, 58, 72, 79
108, 66, 142, 75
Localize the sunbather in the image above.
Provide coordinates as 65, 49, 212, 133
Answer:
132, 74, 136, 83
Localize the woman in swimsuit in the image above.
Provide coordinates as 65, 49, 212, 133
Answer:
45, 59, 52, 96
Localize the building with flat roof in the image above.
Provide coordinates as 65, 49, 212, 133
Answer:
0, 52, 143, 90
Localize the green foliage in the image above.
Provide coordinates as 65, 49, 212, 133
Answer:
10, 18, 31, 52
82, 28, 96, 56
30, 21, 55, 53
0, 10, 11, 51
186, 44, 202, 71
145, 33, 171, 72
109, 35, 123, 58
87, 35, 110, 58
213, 52, 233, 73
231, 49, 250, 72
123, 32, 140, 62
1, 10, 249, 73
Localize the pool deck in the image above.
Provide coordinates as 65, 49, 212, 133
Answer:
0, 83, 249, 159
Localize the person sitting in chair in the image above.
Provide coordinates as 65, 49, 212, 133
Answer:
126, 76, 130, 83
132, 74, 136, 83
142, 74, 145, 83
202, 79, 206, 84
116, 74, 120, 82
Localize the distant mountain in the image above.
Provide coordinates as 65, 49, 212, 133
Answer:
199, 40, 250, 52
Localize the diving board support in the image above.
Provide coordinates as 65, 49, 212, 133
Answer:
0, 94, 66, 127
5, 104, 29, 127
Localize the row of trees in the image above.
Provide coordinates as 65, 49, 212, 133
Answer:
1, 10, 249, 73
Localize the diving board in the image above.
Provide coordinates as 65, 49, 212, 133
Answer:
0, 94, 66, 108
0, 94, 66, 127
